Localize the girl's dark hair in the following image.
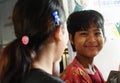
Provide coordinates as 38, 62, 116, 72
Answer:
0, 0, 65, 83
67, 10, 105, 51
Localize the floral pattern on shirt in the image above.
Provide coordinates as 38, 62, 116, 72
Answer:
60, 57, 106, 83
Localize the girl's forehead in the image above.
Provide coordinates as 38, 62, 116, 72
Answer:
79, 24, 100, 30
80, 27, 101, 32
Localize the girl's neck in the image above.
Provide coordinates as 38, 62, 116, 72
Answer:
32, 59, 53, 74
76, 55, 94, 68
31, 49, 54, 74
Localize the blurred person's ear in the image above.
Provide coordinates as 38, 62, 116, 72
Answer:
54, 27, 62, 41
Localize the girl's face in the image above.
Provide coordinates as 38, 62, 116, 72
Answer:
71, 24, 105, 58
54, 23, 68, 62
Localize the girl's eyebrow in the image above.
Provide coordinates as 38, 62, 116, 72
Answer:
92, 28, 101, 31
94, 29, 101, 31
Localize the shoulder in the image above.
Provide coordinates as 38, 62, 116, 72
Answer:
60, 58, 94, 83
60, 59, 84, 82
61, 58, 84, 75
21, 68, 64, 83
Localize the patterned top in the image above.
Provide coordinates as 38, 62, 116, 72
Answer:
60, 57, 106, 83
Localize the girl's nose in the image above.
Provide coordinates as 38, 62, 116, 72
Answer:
87, 34, 96, 43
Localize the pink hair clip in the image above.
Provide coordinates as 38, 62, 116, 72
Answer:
21, 35, 29, 45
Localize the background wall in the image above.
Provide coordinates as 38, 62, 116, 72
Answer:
95, 38, 120, 80
0, 0, 16, 48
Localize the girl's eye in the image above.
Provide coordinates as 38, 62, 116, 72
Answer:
80, 32, 88, 36
95, 32, 102, 36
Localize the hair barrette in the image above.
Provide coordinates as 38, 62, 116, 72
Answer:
52, 11, 60, 26
21, 35, 29, 45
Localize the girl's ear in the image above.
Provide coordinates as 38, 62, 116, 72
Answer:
54, 26, 62, 41
69, 34, 73, 44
